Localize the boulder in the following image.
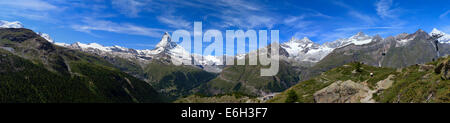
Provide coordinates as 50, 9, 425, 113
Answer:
313, 80, 371, 103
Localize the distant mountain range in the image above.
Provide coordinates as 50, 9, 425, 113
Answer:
300, 29, 450, 82
0, 20, 449, 103
281, 32, 374, 63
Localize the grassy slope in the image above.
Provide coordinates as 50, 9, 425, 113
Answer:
103, 55, 147, 80
0, 49, 162, 103
269, 57, 449, 103
197, 59, 301, 96
268, 62, 395, 103
375, 58, 449, 103
144, 59, 217, 100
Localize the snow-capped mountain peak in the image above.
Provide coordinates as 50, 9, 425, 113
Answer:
281, 37, 332, 62
149, 32, 180, 55
282, 37, 318, 54
430, 28, 450, 44
37, 32, 54, 43
280, 32, 375, 63
431, 28, 442, 35
345, 32, 373, 45
351, 32, 367, 38
0, 21, 221, 71
111, 45, 130, 52
0, 20, 23, 28
155, 32, 176, 49
1, 20, 55, 43
326, 32, 373, 48
69, 42, 111, 52
289, 37, 313, 43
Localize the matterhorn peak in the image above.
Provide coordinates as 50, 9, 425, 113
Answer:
155, 32, 176, 49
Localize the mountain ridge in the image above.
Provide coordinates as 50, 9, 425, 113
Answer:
0, 28, 165, 103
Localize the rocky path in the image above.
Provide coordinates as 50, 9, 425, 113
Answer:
361, 75, 395, 103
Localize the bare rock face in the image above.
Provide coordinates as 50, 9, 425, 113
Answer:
434, 59, 450, 80
419, 64, 435, 72
313, 80, 371, 103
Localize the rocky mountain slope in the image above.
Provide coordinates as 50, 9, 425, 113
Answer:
59, 32, 218, 100
195, 57, 303, 96
193, 32, 376, 96
58, 32, 224, 73
280, 32, 374, 64
301, 29, 450, 82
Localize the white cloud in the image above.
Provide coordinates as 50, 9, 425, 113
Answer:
107, 0, 278, 29
72, 18, 166, 37
157, 11, 192, 29
0, 0, 59, 21
282, 12, 334, 40
175, 0, 276, 29
440, 10, 450, 19
334, 26, 396, 31
326, 0, 406, 42
334, 1, 378, 25
283, 16, 305, 24
218, 0, 261, 11
220, 15, 275, 29
111, 0, 144, 17
375, 0, 398, 19
348, 11, 377, 25
132, 43, 156, 47
213, 2, 274, 29
294, 30, 319, 39
0, 0, 57, 11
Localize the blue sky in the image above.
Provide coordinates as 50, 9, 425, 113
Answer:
1, 0, 450, 50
